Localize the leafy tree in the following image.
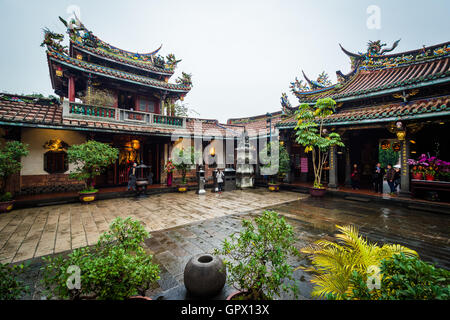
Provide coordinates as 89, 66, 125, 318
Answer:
299, 225, 418, 299
67, 140, 119, 192
0, 262, 29, 299
214, 210, 300, 300
378, 147, 399, 168
259, 141, 290, 184
347, 253, 450, 300
172, 146, 201, 184
41, 217, 160, 300
0, 141, 29, 199
294, 98, 344, 189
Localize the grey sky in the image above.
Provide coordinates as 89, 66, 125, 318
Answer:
0, 0, 449, 122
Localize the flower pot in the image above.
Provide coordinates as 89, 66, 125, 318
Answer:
184, 254, 226, 298
129, 295, 152, 300
79, 190, 98, 203
425, 174, 435, 181
178, 184, 188, 192
226, 291, 246, 301
0, 200, 15, 213
268, 183, 280, 191
309, 187, 327, 197
412, 172, 423, 180
167, 172, 173, 187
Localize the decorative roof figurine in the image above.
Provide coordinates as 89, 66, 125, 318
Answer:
176, 72, 193, 87
280, 93, 292, 115
290, 77, 309, 93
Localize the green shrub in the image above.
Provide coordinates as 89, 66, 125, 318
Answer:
0, 141, 29, 198
0, 192, 12, 202
67, 140, 119, 192
347, 253, 450, 300
41, 217, 160, 300
214, 210, 300, 300
0, 262, 29, 300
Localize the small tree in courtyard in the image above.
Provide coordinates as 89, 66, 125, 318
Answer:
67, 140, 119, 192
0, 141, 29, 201
294, 98, 344, 189
172, 146, 200, 184
259, 141, 290, 184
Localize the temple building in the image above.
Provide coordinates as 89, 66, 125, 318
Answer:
272, 40, 450, 198
0, 16, 240, 195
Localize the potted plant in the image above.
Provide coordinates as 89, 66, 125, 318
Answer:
41, 217, 160, 300
164, 159, 175, 187
0, 141, 29, 213
173, 146, 200, 192
67, 140, 119, 203
259, 141, 290, 191
214, 210, 300, 300
293, 98, 344, 196
299, 224, 417, 299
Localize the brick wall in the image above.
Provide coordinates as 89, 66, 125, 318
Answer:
20, 174, 84, 195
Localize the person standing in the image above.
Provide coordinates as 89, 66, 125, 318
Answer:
386, 164, 396, 195
393, 166, 401, 192
373, 162, 385, 194
127, 162, 137, 191
350, 164, 361, 190
216, 169, 224, 193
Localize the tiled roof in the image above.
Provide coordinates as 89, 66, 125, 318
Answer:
295, 57, 450, 103
227, 111, 284, 135
47, 50, 190, 93
0, 94, 238, 138
277, 96, 450, 128
72, 42, 173, 75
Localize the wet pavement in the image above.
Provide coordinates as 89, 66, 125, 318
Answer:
7, 190, 450, 300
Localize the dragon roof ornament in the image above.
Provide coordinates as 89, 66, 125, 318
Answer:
55, 15, 182, 71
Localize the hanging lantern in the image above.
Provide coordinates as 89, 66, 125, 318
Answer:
76, 53, 83, 60
380, 140, 390, 150
55, 66, 63, 77
180, 95, 184, 101
392, 142, 401, 152
131, 139, 140, 150
396, 131, 406, 141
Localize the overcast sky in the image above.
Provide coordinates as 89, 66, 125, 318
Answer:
0, 0, 449, 122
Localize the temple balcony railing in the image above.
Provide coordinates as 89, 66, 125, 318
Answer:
62, 100, 186, 128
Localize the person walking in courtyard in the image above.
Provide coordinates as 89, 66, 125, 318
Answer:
216, 169, 224, 193
386, 164, 396, 195
393, 165, 401, 192
350, 163, 361, 190
373, 162, 385, 194
127, 162, 137, 191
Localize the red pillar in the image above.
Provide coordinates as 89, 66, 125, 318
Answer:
68, 76, 75, 102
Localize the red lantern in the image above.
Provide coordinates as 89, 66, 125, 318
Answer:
392, 142, 401, 152
380, 140, 390, 150
55, 66, 63, 77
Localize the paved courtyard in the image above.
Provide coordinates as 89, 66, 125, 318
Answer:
0, 189, 303, 264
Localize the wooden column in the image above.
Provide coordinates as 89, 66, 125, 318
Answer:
328, 145, 338, 189
399, 138, 411, 197
344, 147, 352, 187
68, 76, 75, 102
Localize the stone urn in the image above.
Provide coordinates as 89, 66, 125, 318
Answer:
0, 200, 15, 213
184, 254, 226, 297
309, 187, 327, 197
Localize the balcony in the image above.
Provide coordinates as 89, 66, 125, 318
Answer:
62, 100, 186, 128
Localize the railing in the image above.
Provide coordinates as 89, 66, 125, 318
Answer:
63, 100, 186, 128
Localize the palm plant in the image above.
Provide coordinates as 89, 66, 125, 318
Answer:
299, 225, 418, 299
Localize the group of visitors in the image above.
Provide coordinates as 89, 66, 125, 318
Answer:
350, 163, 401, 195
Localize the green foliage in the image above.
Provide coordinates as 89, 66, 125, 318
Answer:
0, 262, 29, 300
0, 141, 29, 195
67, 140, 119, 191
0, 192, 12, 202
299, 225, 418, 299
259, 141, 291, 183
214, 210, 300, 300
294, 98, 344, 188
173, 146, 201, 184
378, 147, 399, 168
347, 253, 450, 300
41, 217, 160, 300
